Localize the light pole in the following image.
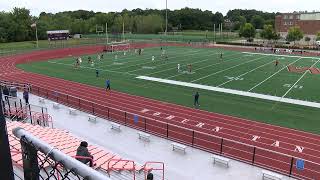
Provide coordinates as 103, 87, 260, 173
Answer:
165, 0, 168, 36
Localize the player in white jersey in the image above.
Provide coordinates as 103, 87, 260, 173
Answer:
177, 64, 180, 72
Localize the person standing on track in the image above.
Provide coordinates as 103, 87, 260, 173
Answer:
194, 92, 200, 107
106, 79, 111, 92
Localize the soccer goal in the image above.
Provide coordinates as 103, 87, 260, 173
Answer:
104, 42, 131, 53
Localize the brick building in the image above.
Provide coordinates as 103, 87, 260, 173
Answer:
275, 12, 320, 41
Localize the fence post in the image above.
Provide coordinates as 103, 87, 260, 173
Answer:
0, 91, 15, 180
166, 123, 169, 138
20, 137, 40, 180
289, 157, 294, 177
19, 99, 23, 111
14, 101, 18, 115
252, 147, 256, 165
144, 118, 147, 132
220, 138, 224, 154
191, 131, 195, 147
28, 104, 33, 124
67, 95, 69, 104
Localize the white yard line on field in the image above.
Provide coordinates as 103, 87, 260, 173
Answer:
190, 56, 267, 83
247, 58, 302, 92
281, 59, 320, 99
217, 60, 275, 87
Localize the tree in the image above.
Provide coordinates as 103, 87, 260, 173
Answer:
251, 15, 265, 29
316, 32, 320, 41
260, 25, 277, 41
286, 26, 304, 44
239, 23, 256, 41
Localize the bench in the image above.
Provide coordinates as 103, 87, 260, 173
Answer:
212, 155, 230, 168
171, 142, 186, 153
262, 170, 283, 180
88, 115, 97, 123
110, 122, 121, 131
68, 108, 77, 115
137, 131, 150, 141
39, 98, 45, 103
53, 102, 60, 109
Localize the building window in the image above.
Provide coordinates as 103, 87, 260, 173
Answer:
289, 15, 294, 19
284, 15, 288, 19
296, 15, 300, 19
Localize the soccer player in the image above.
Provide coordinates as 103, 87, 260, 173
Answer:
95, 69, 99, 77
106, 79, 111, 91
194, 92, 200, 107
101, 54, 104, 59
88, 56, 92, 64
177, 64, 180, 72
188, 64, 192, 73
275, 59, 279, 67
115, 55, 118, 60
138, 49, 142, 55
97, 55, 101, 61
220, 52, 223, 61
152, 56, 155, 61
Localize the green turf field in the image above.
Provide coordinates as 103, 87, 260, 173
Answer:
17, 46, 320, 134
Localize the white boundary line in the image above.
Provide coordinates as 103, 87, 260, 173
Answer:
242, 52, 319, 59
190, 56, 267, 83
248, 58, 302, 92
136, 76, 320, 109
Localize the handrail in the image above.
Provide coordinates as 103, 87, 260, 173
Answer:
12, 127, 110, 180
143, 161, 165, 180
107, 159, 136, 180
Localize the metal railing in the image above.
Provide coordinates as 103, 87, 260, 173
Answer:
12, 127, 110, 180
28, 84, 320, 180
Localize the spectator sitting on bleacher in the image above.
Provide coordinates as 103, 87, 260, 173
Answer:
3, 86, 9, 101
76, 141, 95, 167
147, 172, 153, 180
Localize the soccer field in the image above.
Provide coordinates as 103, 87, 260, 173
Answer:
17, 46, 320, 134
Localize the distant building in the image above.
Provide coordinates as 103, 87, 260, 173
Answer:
275, 12, 320, 41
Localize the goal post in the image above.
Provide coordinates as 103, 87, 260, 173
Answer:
104, 43, 131, 53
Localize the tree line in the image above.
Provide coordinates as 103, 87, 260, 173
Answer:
0, 7, 278, 43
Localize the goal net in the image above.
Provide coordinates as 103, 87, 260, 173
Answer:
104, 43, 131, 53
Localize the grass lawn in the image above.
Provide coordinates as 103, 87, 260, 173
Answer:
17, 46, 320, 134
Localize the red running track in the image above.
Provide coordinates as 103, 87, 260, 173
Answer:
1, 44, 320, 179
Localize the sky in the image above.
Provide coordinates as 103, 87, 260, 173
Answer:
0, 0, 318, 16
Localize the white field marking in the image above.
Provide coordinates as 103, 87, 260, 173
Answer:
248, 58, 302, 92
48, 61, 139, 76
242, 52, 319, 59
126, 49, 219, 73
136, 75, 320, 109
154, 52, 243, 78
281, 59, 320, 99
217, 60, 274, 87
190, 56, 267, 83
112, 49, 204, 71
